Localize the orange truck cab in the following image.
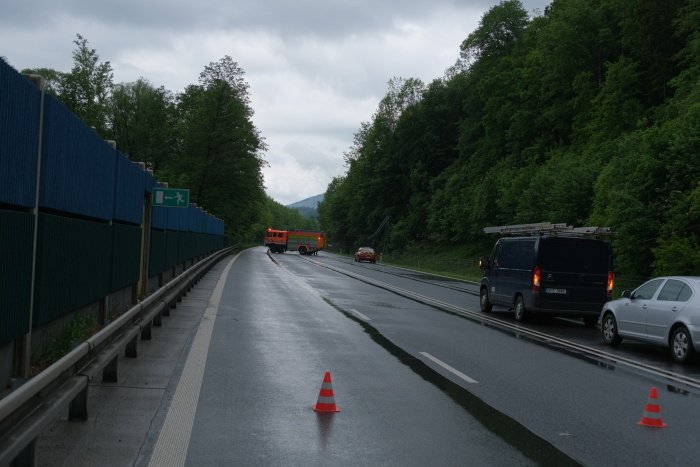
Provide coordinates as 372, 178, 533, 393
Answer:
265, 228, 288, 253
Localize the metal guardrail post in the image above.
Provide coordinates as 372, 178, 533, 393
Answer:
125, 335, 138, 358
103, 357, 118, 383
68, 382, 88, 420
141, 320, 153, 340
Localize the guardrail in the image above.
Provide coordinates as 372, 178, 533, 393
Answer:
0, 247, 233, 466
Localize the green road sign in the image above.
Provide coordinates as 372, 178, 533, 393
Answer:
152, 188, 190, 208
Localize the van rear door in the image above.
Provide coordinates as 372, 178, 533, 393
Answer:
536, 238, 611, 311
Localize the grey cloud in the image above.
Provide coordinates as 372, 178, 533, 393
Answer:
2, 0, 549, 37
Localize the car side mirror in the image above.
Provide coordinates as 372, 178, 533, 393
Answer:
479, 256, 489, 270
621, 290, 631, 299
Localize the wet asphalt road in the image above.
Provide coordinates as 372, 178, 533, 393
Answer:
182, 248, 542, 466
36, 247, 700, 466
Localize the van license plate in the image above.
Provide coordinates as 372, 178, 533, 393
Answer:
545, 288, 567, 294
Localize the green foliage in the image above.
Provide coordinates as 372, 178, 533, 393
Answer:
167, 56, 267, 244
381, 244, 490, 282
61, 34, 114, 136
31, 314, 99, 371
320, 0, 700, 280
18, 67, 65, 96
653, 236, 700, 276
108, 79, 176, 171
460, 0, 529, 64
257, 196, 318, 240
22, 35, 114, 136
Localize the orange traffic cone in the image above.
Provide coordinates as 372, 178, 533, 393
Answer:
638, 387, 666, 428
313, 371, 340, 413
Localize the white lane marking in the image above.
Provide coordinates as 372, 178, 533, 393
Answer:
419, 352, 478, 384
349, 308, 371, 321
148, 254, 238, 467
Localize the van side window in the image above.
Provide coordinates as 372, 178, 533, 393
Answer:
513, 240, 535, 269
498, 242, 514, 268
490, 244, 502, 269
497, 240, 534, 269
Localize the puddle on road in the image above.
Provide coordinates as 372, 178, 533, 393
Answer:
322, 297, 581, 467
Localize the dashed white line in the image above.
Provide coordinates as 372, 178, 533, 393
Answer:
419, 352, 478, 384
349, 308, 371, 321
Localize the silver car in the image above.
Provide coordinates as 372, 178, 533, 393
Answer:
600, 276, 700, 363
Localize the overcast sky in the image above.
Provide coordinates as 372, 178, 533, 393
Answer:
2, 0, 549, 206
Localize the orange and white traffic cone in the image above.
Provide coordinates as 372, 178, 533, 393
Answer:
638, 387, 666, 428
313, 371, 340, 413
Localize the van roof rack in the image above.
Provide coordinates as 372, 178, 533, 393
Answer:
483, 222, 613, 237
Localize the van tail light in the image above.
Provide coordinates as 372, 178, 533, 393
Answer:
607, 271, 614, 296
532, 266, 541, 292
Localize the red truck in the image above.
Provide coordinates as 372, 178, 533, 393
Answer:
265, 228, 326, 255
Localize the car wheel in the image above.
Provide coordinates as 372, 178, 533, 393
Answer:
670, 326, 694, 363
601, 313, 622, 346
479, 288, 492, 313
513, 296, 527, 322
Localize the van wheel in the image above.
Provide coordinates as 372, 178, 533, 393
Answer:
299, 246, 307, 255
601, 313, 622, 346
480, 288, 492, 313
514, 296, 527, 322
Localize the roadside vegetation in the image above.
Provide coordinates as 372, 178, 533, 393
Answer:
319, 0, 700, 282
377, 244, 486, 282
30, 314, 100, 375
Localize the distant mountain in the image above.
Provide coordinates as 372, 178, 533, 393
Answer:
287, 193, 324, 209
287, 193, 324, 219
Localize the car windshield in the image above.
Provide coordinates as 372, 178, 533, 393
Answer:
359, 247, 374, 253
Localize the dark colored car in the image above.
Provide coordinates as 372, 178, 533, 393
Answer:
479, 236, 614, 325
354, 247, 377, 263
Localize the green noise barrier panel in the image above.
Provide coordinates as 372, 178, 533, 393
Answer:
165, 231, 178, 270
149, 229, 167, 277
33, 213, 112, 327
111, 223, 141, 292
0, 209, 34, 345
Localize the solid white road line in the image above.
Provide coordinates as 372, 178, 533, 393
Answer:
148, 254, 238, 467
419, 352, 478, 384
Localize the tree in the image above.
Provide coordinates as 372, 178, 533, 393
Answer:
60, 34, 114, 135
172, 56, 266, 243
18, 67, 65, 96
460, 0, 529, 65
108, 79, 176, 171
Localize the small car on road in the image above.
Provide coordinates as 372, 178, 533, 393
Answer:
600, 276, 700, 363
354, 247, 377, 263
